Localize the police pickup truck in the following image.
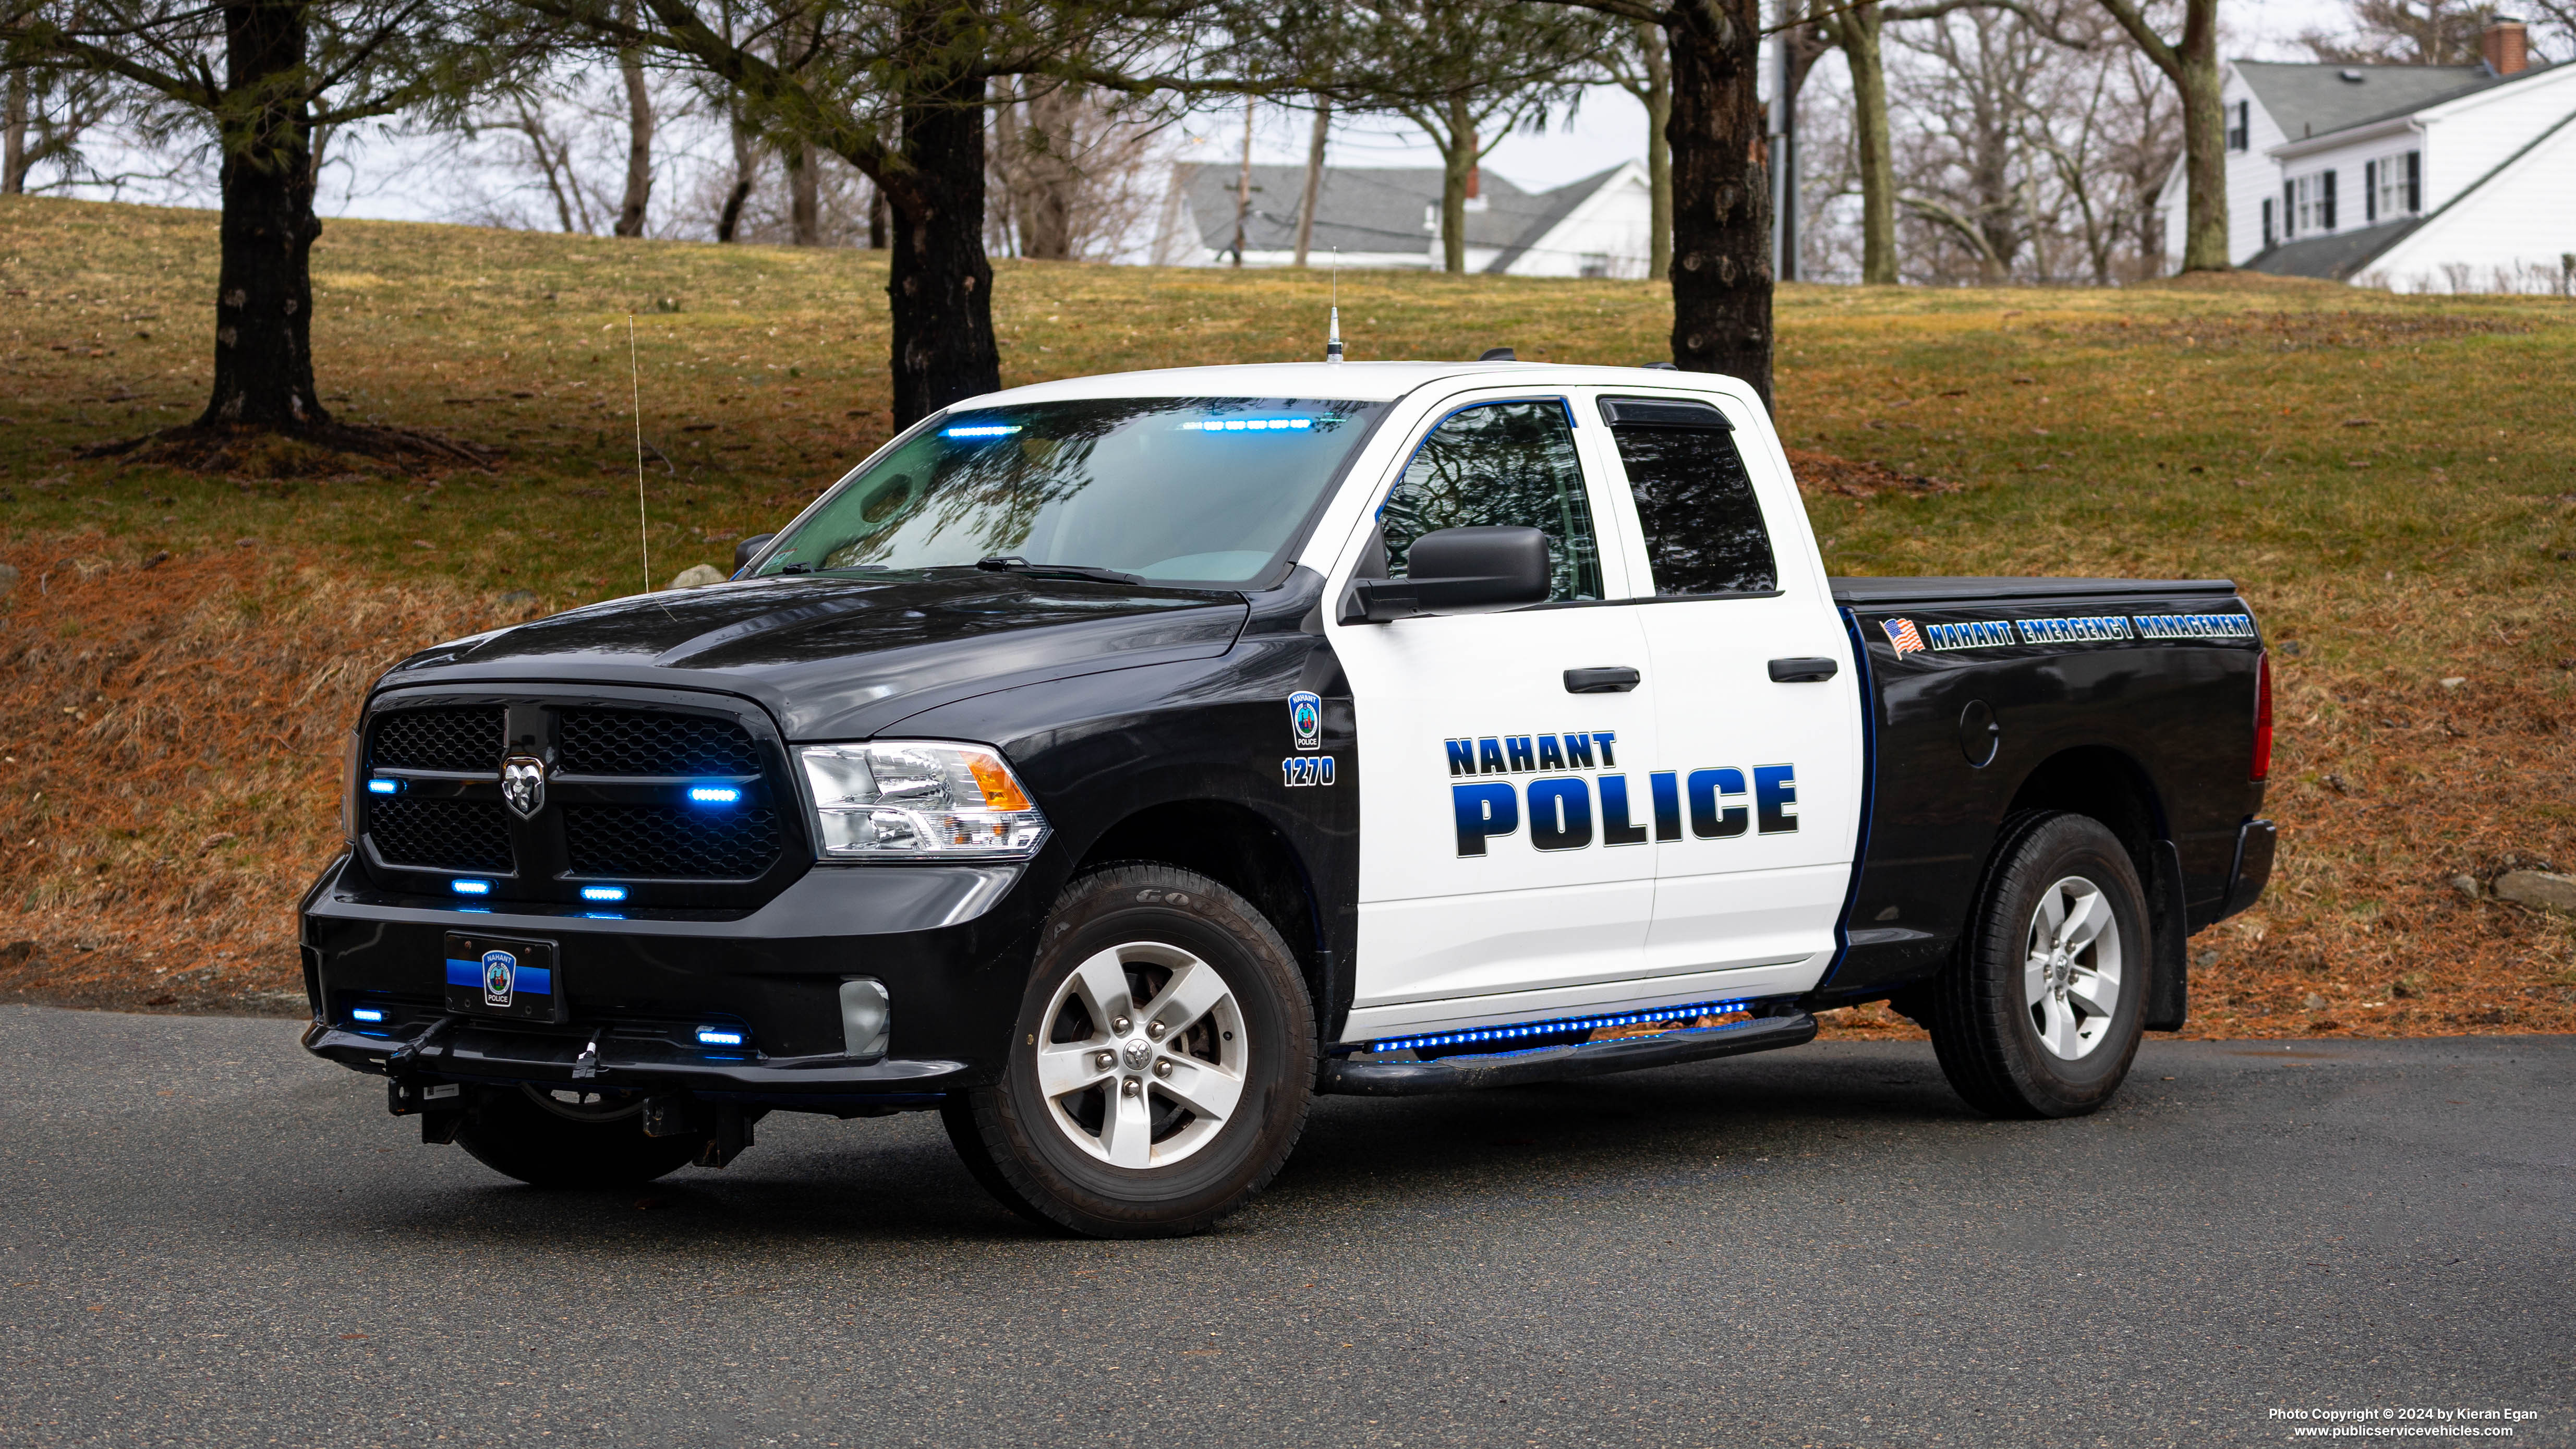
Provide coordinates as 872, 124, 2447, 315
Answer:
303, 360, 2276, 1237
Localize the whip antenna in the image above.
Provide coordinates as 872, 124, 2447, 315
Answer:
628, 315, 651, 596
1326, 249, 1344, 363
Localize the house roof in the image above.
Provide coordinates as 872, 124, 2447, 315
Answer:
1177, 163, 1631, 271
2236, 59, 2559, 143
2246, 218, 2423, 280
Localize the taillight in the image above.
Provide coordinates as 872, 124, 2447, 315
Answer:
2251, 650, 2273, 782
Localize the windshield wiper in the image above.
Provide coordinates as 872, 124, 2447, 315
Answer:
973, 556, 1147, 586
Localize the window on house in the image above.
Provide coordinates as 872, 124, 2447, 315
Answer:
2262, 198, 2276, 248
2227, 100, 2250, 152
2291, 172, 2337, 234
2372, 150, 2421, 220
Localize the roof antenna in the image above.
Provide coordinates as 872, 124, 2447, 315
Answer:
627, 314, 655, 598
1326, 248, 1344, 363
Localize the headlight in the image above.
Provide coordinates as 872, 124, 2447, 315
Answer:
797, 741, 1051, 862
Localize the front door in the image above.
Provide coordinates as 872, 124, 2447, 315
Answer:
1327, 397, 1662, 1037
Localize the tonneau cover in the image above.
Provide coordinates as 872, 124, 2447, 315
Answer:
1829, 576, 2238, 605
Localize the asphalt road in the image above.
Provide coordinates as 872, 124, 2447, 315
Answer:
1, 1007, 2568, 1448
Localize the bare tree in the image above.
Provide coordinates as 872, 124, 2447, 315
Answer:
987, 76, 1165, 259
1599, 20, 1671, 280
614, 0, 654, 235
2301, 0, 2501, 63
1292, 95, 1327, 266
2089, 0, 2221, 270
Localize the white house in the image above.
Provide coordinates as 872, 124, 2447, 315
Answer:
1158, 162, 1655, 277
2157, 19, 2576, 291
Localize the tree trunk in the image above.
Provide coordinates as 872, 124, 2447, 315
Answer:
2174, 0, 2225, 270
1636, 21, 1673, 281
614, 0, 654, 238
1229, 98, 1253, 265
868, 180, 888, 249
880, 70, 1000, 427
1663, 0, 1772, 407
1844, 5, 1898, 284
788, 139, 819, 244
1438, 94, 1471, 275
3, 69, 28, 195
1017, 81, 1081, 260
201, 0, 327, 431
1294, 98, 1329, 268
716, 114, 755, 243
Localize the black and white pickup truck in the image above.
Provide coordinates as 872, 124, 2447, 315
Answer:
303, 360, 2276, 1236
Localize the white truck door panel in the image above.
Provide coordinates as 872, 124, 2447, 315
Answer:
1585, 388, 1862, 989
1328, 395, 1665, 1019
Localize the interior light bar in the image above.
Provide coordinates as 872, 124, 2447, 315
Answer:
942, 424, 1021, 439
580, 885, 628, 902
695, 1026, 747, 1047
1181, 417, 1313, 432
1369, 998, 1756, 1056
450, 879, 492, 897
366, 778, 400, 795
687, 786, 741, 804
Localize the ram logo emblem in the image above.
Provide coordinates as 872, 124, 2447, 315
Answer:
501, 755, 547, 819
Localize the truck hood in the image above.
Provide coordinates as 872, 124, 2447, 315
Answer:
374, 573, 1251, 740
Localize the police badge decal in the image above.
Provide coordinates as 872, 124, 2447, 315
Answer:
501, 755, 546, 818
1289, 691, 1323, 752
481, 949, 518, 1008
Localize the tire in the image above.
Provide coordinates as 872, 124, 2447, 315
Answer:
1926, 811, 2150, 1119
454, 1084, 702, 1188
942, 864, 1315, 1238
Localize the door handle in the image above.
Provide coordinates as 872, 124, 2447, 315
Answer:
1564, 667, 1641, 694
1768, 657, 1840, 683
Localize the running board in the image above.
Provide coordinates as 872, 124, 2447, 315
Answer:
1317, 1011, 1818, 1096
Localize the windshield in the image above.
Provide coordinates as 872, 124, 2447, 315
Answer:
752, 396, 1386, 587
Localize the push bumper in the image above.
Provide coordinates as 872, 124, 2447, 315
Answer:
298, 853, 1046, 1103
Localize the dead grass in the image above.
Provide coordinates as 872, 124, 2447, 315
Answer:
3, 194, 2573, 1037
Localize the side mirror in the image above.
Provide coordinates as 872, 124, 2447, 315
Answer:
733, 534, 776, 574
1340, 525, 1551, 624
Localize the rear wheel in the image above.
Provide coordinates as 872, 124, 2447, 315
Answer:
1926, 812, 2149, 1119
943, 864, 1314, 1238
454, 1084, 702, 1188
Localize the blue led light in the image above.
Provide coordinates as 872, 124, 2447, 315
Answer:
582, 911, 626, 920
1181, 417, 1313, 432
580, 885, 629, 902
687, 786, 742, 804
695, 1027, 747, 1047
350, 1006, 387, 1023
366, 778, 399, 795
1370, 998, 1755, 1056
942, 424, 1022, 439
450, 879, 492, 897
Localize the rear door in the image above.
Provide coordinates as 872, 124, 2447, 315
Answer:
1326, 394, 1663, 1035
1583, 389, 1863, 1000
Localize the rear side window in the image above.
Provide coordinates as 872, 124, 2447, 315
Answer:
1377, 400, 1603, 602
1600, 396, 1777, 597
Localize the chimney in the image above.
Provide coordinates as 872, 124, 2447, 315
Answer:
2484, 16, 2529, 76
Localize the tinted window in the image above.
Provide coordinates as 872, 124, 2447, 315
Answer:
1377, 401, 1603, 603
754, 397, 1383, 586
1605, 406, 1776, 596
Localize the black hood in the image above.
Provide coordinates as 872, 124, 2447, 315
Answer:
375, 573, 1251, 740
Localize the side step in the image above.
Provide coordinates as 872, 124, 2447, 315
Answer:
1318, 1011, 1818, 1097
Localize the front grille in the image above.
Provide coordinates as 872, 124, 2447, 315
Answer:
558, 709, 759, 777
562, 804, 780, 879
371, 707, 504, 772
369, 798, 513, 872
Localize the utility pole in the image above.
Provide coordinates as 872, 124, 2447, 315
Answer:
1774, 29, 1797, 282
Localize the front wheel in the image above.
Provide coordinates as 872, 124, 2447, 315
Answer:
1925, 811, 2150, 1119
942, 864, 1315, 1238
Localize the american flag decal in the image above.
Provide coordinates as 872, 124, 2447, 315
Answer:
1881, 617, 1926, 655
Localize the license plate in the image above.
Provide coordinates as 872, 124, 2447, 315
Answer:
443, 933, 564, 1022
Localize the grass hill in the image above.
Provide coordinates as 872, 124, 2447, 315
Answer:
2, 194, 2571, 1039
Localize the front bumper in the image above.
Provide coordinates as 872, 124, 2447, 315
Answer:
299, 852, 1044, 1102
